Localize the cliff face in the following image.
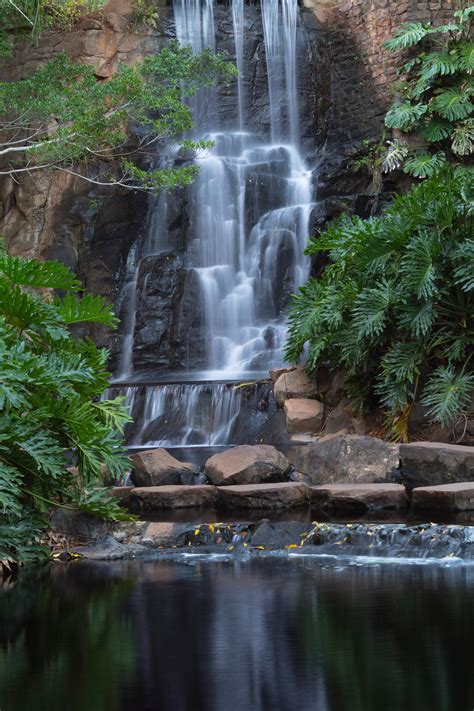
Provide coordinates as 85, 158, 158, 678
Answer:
0, 0, 456, 359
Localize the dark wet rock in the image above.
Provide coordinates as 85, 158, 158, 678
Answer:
249, 520, 312, 547
141, 521, 238, 548
205, 445, 291, 486
217, 482, 310, 509
50, 509, 111, 541
130, 485, 218, 512
72, 535, 150, 561
131, 448, 196, 487
310, 483, 408, 512
412, 483, 474, 512
400, 442, 474, 490
295, 435, 400, 484
284, 398, 324, 434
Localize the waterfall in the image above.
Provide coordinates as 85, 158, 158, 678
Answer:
115, 0, 315, 447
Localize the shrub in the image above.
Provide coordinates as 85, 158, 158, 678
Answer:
0, 245, 132, 568
286, 167, 474, 440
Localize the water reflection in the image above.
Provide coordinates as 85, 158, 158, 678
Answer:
0, 558, 473, 711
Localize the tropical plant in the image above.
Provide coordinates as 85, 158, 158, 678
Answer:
0, 244, 133, 568
0, 45, 236, 191
285, 166, 474, 440
382, 6, 474, 177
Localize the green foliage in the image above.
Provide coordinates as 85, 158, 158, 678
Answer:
0, 244, 134, 566
286, 167, 474, 438
129, 0, 159, 31
0, 45, 236, 191
382, 7, 474, 176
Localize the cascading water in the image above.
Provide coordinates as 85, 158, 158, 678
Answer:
115, 0, 315, 448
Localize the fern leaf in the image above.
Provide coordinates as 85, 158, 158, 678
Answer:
385, 101, 428, 130
55, 293, 118, 328
384, 22, 429, 51
458, 43, 474, 73
382, 139, 409, 172
351, 281, 393, 339
421, 366, 474, 426
418, 118, 453, 142
451, 119, 474, 155
401, 232, 439, 298
403, 151, 446, 178
431, 87, 473, 121
453, 239, 474, 291
0, 254, 81, 291
420, 51, 461, 80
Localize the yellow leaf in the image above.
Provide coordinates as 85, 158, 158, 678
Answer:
194, 529, 200, 536
286, 544, 299, 549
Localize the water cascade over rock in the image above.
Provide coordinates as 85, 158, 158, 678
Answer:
112, 0, 319, 449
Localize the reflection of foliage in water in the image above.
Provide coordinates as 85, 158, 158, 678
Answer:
296, 566, 473, 711
0, 564, 136, 711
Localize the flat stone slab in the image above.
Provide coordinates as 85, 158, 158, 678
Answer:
412, 483, 474, 512
311, 483, 408, 511
217, 482, 310, 509
130, 485, 218, 512
400, 442, 474, 489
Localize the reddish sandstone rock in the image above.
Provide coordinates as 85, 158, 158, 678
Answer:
284, 398, 324, 433
205, 445, 291, 486
273, 365, 319, 405
131, 448, 195, 487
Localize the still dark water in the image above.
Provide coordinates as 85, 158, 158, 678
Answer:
1, 555, 473, 711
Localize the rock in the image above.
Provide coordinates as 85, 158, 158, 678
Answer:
295, 435, 400, 484
400, 442, 474, 489
72, 535, 149, 561
141, 522, 236, 548
269, 366, 297, 382
217, 482, 310, 509
412, 483, 474, 512
273, 365, 319, 405
249, 520, 312, 547
284, 398, 324, 433
50, 509, 111, 541
130, 485, 218, 512
131, 448, 195, 487
109, 486, 134, 505
311, 484, 408, 512
205, 445, 291, 486
324, 404, 353, 434
290, 470, 311, 484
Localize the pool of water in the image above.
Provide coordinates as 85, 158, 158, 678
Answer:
1, 556, 473, 711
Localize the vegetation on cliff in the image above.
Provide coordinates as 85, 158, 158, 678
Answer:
0, 44, 236, 190
0, 246, 133, 570
383, 6, 473, 176
286, 7, 474, 441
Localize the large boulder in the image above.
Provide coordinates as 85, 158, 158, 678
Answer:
217, 482, 310, 509
273, 365, 319, 405
131, 448, 195, 487
284, 398, 324, 433
310, 483, 408, 512
412, 483, 474, 512
130, 485, 218, 512
400, 442, 474, 489
294, 434, 400, 484
205, 445, 291, 486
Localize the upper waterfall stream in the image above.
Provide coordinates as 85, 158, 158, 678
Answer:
114, 0, 316, 448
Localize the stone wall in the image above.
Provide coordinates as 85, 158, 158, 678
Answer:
305, 0, 459, 206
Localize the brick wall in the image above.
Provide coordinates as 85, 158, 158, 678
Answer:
305, 0, 459, 147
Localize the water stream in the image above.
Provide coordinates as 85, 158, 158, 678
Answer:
114, 0, 314, 447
